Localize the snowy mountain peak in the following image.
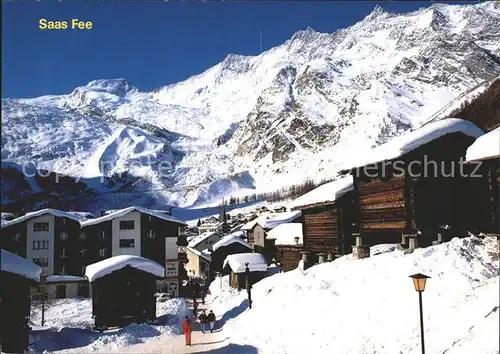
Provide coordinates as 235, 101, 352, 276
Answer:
82, 78, 137, 96
363, 4, 392, 22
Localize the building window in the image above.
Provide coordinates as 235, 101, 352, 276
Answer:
61, 218, 66, 226
60, 232, 69, 241
99, 248, 107, 257
79, 232, 87, 240
33, 222, 49, 232
119, 239, 135, 248
60, 248, 67, 258
13, 232, 21, 242
148, 229, 156, 239
33, 258, 48, 267
32, 240, 49, 250
119, 220, 135, 230
148, 215, 152, 222
100, 230, 106, 239
61, 266, 66, 275
80, 249, 87, 257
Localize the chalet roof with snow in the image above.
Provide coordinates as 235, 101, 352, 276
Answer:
241, 211, 302, 231
1, 249, 42, 282
213, 234, 253, 252
188, 232, 220, 248
289, 176, 354, 210
340, 118, 484, 173
45, 275, 87, 283
80, 206, 186, 227
186, 246, 211, 261
223, 253, 268, 273
1, 208, 89, 229
465, 127, 500, 162
85, 255, 165, 282
267, 223, 304, 246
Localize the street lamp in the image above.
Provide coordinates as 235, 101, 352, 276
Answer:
245, 263, 252, 309
409, 273, 430, 354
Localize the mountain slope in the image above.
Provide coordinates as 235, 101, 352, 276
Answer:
2, 2, 500, 210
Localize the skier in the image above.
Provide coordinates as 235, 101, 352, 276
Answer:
207, 310, 216, 333
198, 310, 208, 334
193, 298, 199, 316
181, 316, 193, 346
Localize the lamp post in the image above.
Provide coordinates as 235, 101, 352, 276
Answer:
245, 263, 252, 309
409, 273, 430, 354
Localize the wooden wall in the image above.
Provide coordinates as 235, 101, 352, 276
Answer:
302, 205, 340, 253
276, 245, 303, 272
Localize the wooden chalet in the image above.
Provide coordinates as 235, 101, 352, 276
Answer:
290, 177, 355, 264
85, 255, 165, 330
210, 234, 253, 277
340, 118, 487, 248
223, 253, 268, 290
0, 249, 42, 353
267, 223, 304, 271
465, 127, 500, 234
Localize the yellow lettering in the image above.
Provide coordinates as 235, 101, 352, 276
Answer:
39, 18, 47, 30
62, 21, 68, 30
85, 21, 92, 29
72, 19, 79, 29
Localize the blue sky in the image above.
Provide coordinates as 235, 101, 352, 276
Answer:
2, 1, 478, 98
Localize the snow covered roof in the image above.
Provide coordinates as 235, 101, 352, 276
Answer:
188, 232, 220, 248
289, 176, 354, 210
465, 127, 500, 162
46, 275, 87, 283
85, 255, 165, 282
80, 206, 186, 227
1, 208, 88, 228
1, 212, 14, 220
340, 118, 484, 172
1, 249, 42, 282
212, 234, 253, 252
241, 211, 302, 231
223, 253, 268, 273
186, 246, 211, 261
66, 211, 95, 220
241, 217, 261, 231
267, 223, 304, 246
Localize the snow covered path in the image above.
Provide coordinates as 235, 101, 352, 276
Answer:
107, 299, 240, 354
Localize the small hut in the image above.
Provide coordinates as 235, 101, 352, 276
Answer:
465, 127, 500, 234
267, 223, 304, 272
223, 253, 267, 290
0, 249, 42, 353
210, 233, 253, 276
290, 176, 355, 264
339, 118, 486, 248
85, 255, 165, 330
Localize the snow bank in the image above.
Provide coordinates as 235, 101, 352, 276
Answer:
80, 206, 186, 228
267, 223, 303, 246
1, 249, 42, 282
213, 234, 253, 252
2, 208, 88, 228
29, 297, 185, 353
340, 118, 484, 172
465, 127, 500, 162
289, 176, 354, 209
85, 255, 165, 282
212, 236, 499, 354
223, 253, 268, 273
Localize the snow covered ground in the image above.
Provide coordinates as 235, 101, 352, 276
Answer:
29, 297, 186, 353
207, 236, 499, 354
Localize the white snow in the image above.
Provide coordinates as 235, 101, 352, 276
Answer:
212, 234, 253, 252
223, 253, 268, 273
340, 118, 484, 171
45, 275, 87, 283
208, 236, 499, 354
1, 212, 14, 220
186, 246, 211, 261
85, 255, 165, 282
465, 127, 500, 162
29, 297, 185, 353
187, 231, 220, 249
289, 176, 354, 209
2, 208, 89, 228
241, 211, 302, 232
267, 223, 303, 246
80, 206, 186, 228
1, 248, 42, 282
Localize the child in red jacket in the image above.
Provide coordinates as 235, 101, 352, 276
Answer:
181, 316, 194, 346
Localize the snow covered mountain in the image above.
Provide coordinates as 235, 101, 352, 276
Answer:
2, 2, 500, 209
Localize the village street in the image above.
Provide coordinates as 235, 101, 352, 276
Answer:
107, 299, 231, 354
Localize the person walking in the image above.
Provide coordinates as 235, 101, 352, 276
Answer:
193, 299, 198, 316
198, 310, 208, 334
181, 316, 193, 346
207, 310, 216, 333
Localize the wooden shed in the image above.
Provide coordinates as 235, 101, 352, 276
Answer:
223, 253, 268, 290
465, 127, 500, 234
0, 249, 42, 353
339, 118, 487, 248
85, 255, 165, 330
290, 177, 355, 263
210, 234, 253, 277
267, 223, 304, 272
